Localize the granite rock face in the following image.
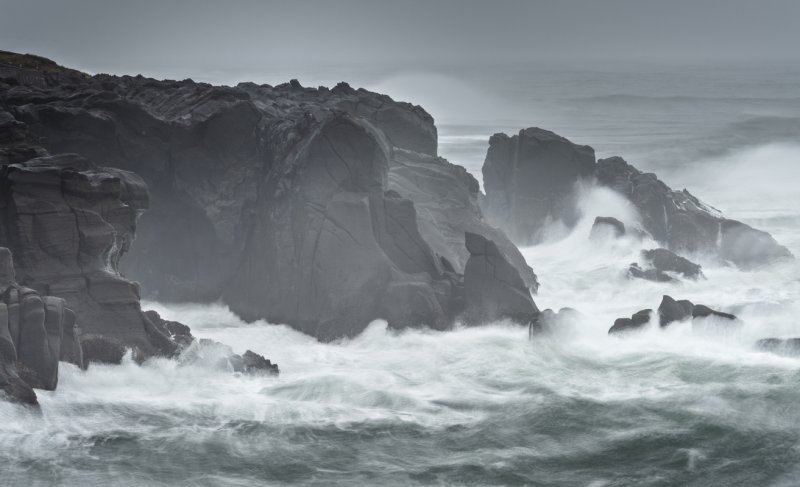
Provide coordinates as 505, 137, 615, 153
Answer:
0, 247, 82, 404
462, 232, 539, 326
1, 53, 538, 340
0, 151, 175, 356
0, 99, 186, 359
481, 128, 792, 268
482, 128, 595, 244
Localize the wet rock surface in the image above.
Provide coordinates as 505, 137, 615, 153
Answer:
1, 53, 537, 340
482, 128, 595, 244
628, 248, 704, 282
610, 295, 740, 335
481, 128, 792, 268
0, 247, 82, 404
608, 309, 653, 335
590, 216, 626, 240
462, 232, 539, 326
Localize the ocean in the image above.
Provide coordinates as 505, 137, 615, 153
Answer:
1, 64, 799, 486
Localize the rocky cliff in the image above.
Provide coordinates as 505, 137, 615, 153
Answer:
0, 247, 82, 404
1, 52, 538, 341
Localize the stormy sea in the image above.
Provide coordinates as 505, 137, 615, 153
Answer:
2, 64, 799, 486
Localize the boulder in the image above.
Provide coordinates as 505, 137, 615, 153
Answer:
608, 309, 652, 335
628, 248, 704, 283
481, 128, 596, 243
692, 304, 738, 322
642, 249, 703, 280
590, 216, 626, 240
462, 232, 539, 326
657, 295, 695, 327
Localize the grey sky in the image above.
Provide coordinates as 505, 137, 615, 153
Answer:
2, 0, 800, 81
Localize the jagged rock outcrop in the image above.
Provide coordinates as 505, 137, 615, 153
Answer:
590, 216, 626, 240
595, 157, 791, 268
628, 248, 704, 282
608, 309, 653, 335
0, 247, 82, 404
389, 148, 538, 291
481, 128, 792, 268
657, 295, 696, 327
179, 339, 279, 375
610, 295, 739, 335
482, 128, 595, 243
0, 51, 538, 339
0, 151, 178, 357
462, 232, 539, 326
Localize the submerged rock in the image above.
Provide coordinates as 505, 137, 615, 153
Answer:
628, 248, 704, 283
179, 339, 279, 375
530, 307, 583, 337
755, 338, 800, 356
590, 216, 626, 240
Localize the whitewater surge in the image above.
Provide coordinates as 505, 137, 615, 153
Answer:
2, 66, 800, 485
2, 176, 800, 485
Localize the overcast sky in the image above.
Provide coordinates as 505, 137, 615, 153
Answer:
2, 0, 800, 82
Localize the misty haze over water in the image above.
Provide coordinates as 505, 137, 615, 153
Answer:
2, 1, 800, 486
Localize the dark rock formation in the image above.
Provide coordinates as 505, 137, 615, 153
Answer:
590, 216, 626, 240
692, 304, 737, 322
480, 127, 791, 268
389, 148, 538, 291
144, 310, 194, 349
482, 128, 596, 243
0, 150, 178, 357
462, 232, 539, 326
608, 309, 652, 335
0, 52, 537, 340
657, 295, 695, 327
627, 264, 676, 283
179, 339, 279, 375
595, 157, 791, 268
80, 335, 128, 365
530, 307, 583, 337
0, 247, 82, 404
608, 295, 740, 333
643, 249, 703, 279
628, 248, 704, 282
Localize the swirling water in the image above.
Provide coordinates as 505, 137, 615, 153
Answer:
1, 66, 800, 486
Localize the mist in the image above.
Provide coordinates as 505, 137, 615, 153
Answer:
3, 0, 800, 83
